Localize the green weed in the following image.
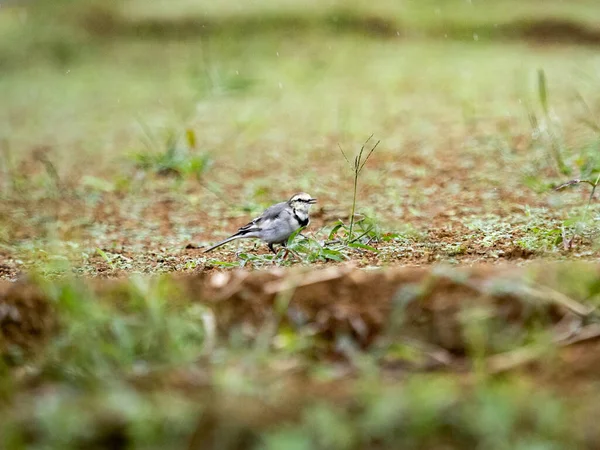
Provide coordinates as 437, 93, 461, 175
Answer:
536, 69, 569, 176
39, 276, 206, 385
552, 167, 600, 249
555, 173, 600, 217
286, 233, 349, 263
337, 135, 380, 243
130, 127, 212, 180
261, 376, 575, 450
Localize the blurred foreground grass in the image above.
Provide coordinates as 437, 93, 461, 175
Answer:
3, 264, 600, 449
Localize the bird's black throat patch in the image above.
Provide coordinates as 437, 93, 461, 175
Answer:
293, 211, 309, 227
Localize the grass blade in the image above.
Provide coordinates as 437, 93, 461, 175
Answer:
538, 68, 549, 116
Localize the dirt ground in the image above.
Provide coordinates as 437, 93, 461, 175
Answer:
0, 139, 594, 281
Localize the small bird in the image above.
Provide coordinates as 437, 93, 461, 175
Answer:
204, 192, 317, 254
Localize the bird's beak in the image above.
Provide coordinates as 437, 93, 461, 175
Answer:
308, 198, 317, 204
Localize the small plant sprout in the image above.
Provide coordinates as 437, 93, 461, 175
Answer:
534, 69, 569, 176
338, 135, 380, 243
131, 125, 211, 180
554, 173, 600, 250
555, 173, 600, 218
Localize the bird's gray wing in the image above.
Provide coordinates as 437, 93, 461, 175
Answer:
237, 201, 287, 232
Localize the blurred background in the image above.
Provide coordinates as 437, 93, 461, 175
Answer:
2, 0, 599, 177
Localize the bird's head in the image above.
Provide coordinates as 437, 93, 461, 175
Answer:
288, 192, 317, 213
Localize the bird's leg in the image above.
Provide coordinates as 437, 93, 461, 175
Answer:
268, 243, 277, 254
282, 246, 290, 260
281, 241, 302, 260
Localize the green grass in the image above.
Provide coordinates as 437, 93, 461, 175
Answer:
3, 265, 600, 449
3, 35, 599, 272
130, 127, 212, 180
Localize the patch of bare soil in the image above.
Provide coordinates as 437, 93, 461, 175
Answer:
0, 277, 56, 356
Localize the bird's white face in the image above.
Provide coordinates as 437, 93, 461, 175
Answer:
289, 192, 317, 213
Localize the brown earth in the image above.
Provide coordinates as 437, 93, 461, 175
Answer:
1, 126, 591, 281
3, 262, 599, 364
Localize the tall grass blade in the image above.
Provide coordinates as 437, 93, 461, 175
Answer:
538, 69, 549, 116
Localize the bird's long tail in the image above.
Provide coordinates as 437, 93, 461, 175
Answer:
203, 233, 245, 253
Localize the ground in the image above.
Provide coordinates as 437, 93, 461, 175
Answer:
1, 0, 600, 448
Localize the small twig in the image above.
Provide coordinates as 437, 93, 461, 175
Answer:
358, 139, 380, 173
486, 345, 542, 374
519, 284, 595, 318
338, 143, 351, 166
554, 174, 600, 245
486, 323, 600, 374
263, 265, 354, 295
554, 179, 596, 190
560, 323, 600, 346
554, 175, 600, 218
584, 172, 600, 216
552, 311, 583, 342
555, 174, 600, 213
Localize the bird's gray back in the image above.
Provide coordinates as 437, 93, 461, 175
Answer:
259, 201, 288, 222
259, 207, 298, 244
231, 199, 305, 245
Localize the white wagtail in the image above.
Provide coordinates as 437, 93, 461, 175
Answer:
204, 192, 317, 254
